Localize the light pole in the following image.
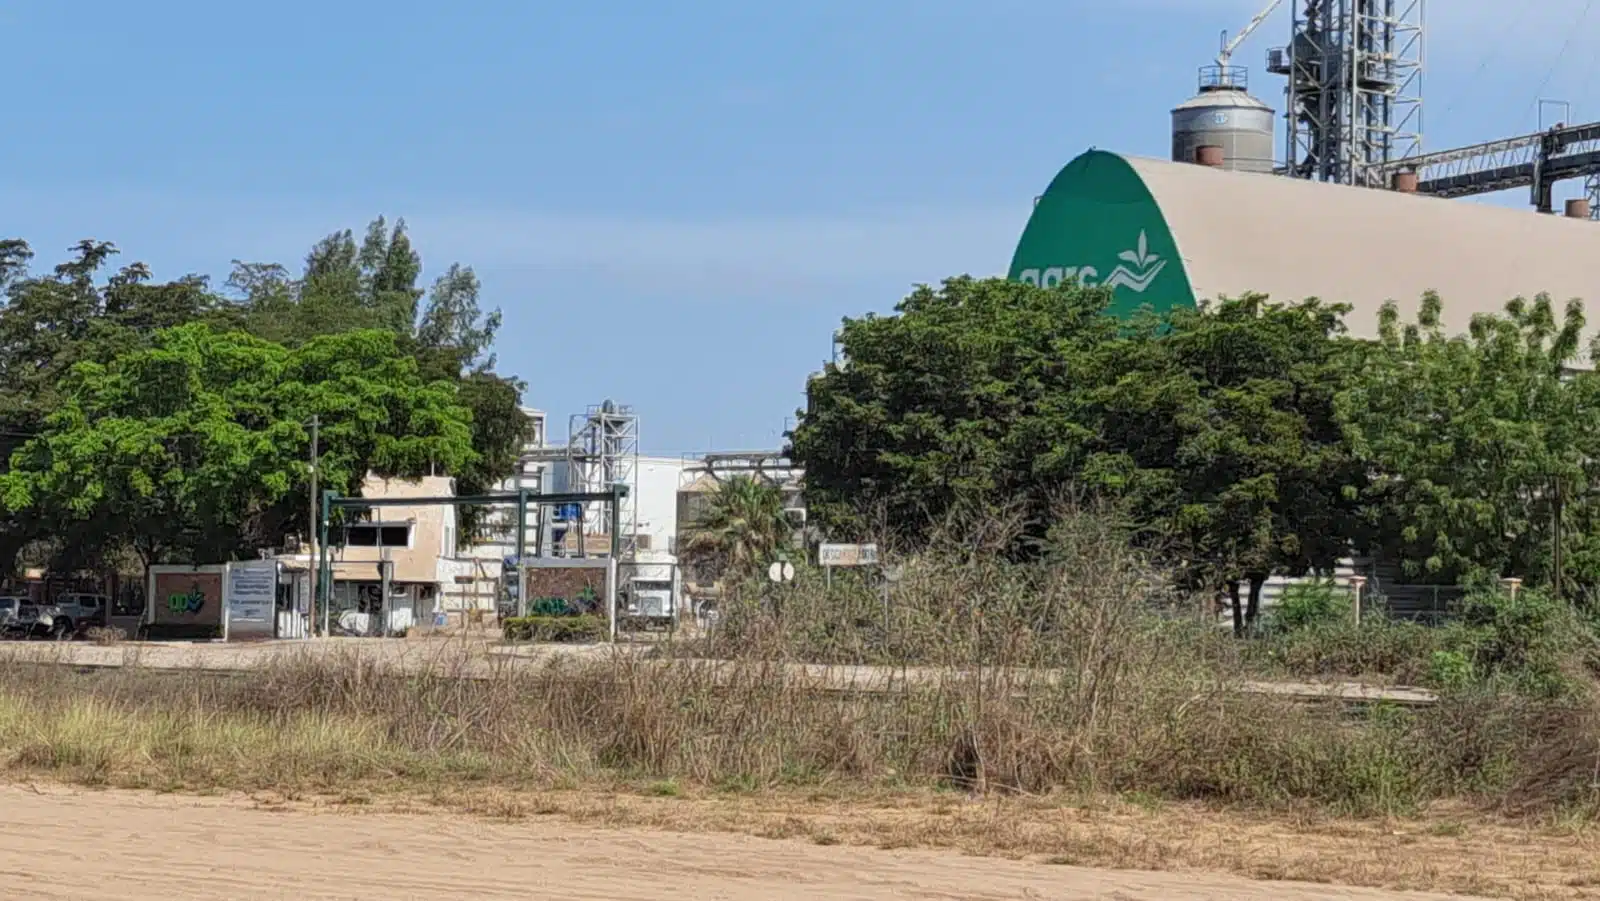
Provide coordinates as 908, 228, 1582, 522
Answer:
307, 414, 319, 637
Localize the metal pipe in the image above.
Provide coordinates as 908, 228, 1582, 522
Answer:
515, 489, 527, 565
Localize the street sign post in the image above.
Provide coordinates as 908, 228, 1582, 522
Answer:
819, 542, 879, 589
818, 543, 878, 567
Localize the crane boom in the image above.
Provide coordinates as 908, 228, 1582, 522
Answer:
1218, 0, 1285, 68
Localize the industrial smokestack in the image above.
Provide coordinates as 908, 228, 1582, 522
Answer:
1391, 170, 1418, 194
1566, 198, 1591, 219
1194, 145, 1224, 167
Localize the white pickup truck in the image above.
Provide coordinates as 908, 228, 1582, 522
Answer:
9, 594, 107, 639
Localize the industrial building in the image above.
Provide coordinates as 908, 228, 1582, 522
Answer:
1010, 147, 1600, 341
1003, 0, 1600, 616
414, 396, 806, 629
1010, 1, 1600, 351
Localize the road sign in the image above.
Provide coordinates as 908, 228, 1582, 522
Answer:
767, 561, 796, 583
818, 543, 878, 567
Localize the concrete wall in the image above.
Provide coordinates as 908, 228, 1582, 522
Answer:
634, 456, 686, 553
330, 474, 456, 584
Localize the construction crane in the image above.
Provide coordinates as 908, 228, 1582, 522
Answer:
1217, 0, 1284, 72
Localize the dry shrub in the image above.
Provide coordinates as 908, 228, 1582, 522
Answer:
1498, 689, 1600, 816
0, 503, 1590, 820
84, 627, 126, 646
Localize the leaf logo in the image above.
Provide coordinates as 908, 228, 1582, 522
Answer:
1117, 231, 1160, 270
1014, 230, 1168, 294
1103, 230, 1168, 293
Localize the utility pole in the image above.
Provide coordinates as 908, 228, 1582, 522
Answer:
308, 414, 320, 636
1553, 477, 1565, 602
379, 548, 392, 638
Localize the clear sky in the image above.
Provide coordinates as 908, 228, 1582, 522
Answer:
6, 1, 1599, 454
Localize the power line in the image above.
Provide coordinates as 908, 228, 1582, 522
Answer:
1520, 0, 1597, 131
1441, 23, 1513, 122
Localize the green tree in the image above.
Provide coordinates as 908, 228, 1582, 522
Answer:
417, 262, 501, 374
1338, 292, 1600, 593
682, 476, 792, 583
791, 278, 1364, 634
0, 323, 476, 570
1091, 295, 1363, 633
234, 216, 425, 343
0, 240, 239, 572
226, 219, 527, 549
791, 276, 1118, 544
0, 223, 526, 569
411, 262, 520, 546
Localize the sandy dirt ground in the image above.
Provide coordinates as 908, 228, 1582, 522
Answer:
0, 786, 1483, 901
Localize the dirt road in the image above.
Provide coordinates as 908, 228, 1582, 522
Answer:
0, 786, 1480, 901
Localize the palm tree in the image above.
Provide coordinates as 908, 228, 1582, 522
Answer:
681, 475, 790, 584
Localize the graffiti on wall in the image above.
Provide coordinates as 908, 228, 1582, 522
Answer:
150, 571, 223, 626
166, 587, 205, 615
523, 568, 606, 616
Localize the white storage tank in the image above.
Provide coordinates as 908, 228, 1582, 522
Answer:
1171, 65, 1275, 173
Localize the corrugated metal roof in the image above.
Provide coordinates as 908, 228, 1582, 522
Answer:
1170, 90, 1272, 112
1123, 154, 1600, 345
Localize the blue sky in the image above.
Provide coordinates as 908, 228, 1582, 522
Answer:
6, 0, 1600, 454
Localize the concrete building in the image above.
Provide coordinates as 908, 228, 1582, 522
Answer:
541, 453, 688, 554
634, 456, 689, 553
1010, 149, 1600, 351
444, 408, 554, 612
324, 473, 462, 627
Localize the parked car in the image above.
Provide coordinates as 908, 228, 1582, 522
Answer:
10, 602, 73, 639
0, 596, 22, 637
51, 594, 107, 633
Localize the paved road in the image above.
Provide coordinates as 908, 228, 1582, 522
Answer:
0, 786, 1480, 900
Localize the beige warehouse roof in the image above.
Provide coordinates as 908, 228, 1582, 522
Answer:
1124, 154, 1600, 345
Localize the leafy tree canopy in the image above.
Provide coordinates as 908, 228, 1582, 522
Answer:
791, 278, 1365, 631
681, 476, 792, 585
1, 323, 475, 568
1338, 292, 1600, 593
0, 216, 527, 572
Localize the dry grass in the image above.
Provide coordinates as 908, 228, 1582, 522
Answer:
2, 507, 1599, 897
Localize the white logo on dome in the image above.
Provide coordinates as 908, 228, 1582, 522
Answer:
1018, 230, 1168, 294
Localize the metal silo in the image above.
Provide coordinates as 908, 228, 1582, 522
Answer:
1171, 65, 1276, 173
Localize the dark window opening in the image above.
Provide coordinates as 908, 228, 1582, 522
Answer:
344, 524, 412, 549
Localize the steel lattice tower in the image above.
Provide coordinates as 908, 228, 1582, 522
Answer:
1271, 0, 1424, 186
566, 401, 639, 554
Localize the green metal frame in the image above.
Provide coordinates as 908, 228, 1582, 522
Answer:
316, 486, 628, 633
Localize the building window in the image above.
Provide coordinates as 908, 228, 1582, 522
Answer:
344, 523, 413, 548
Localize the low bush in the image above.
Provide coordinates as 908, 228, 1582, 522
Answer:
1248, 615, 1448, 685
1268, 580, 1351, 633
1449, 588, 1591, 697
502, 615, 607, 643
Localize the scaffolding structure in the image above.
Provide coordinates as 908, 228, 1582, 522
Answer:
566, 401, 639, 554
1268, 0, 1424, 186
